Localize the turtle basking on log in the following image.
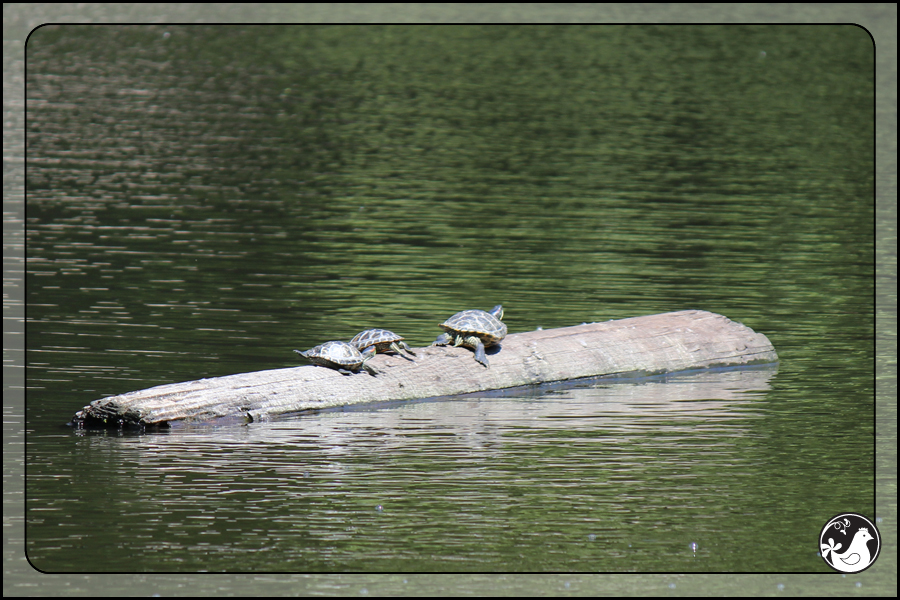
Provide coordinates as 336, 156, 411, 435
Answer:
432, 304, 507, 368
294, 341, 378, 376
350, 328, 416, 361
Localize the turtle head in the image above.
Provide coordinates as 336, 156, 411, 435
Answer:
489, 305, 504, 320
294, 344, 322, 359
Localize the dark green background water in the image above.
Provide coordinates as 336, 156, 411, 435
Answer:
24, 24, 876, 576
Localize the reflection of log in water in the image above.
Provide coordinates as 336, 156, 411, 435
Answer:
72, 310, 778, 428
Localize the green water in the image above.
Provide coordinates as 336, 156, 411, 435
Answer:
23, 24, 876, 577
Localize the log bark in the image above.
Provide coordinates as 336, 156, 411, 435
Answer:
71, 310, 778, 428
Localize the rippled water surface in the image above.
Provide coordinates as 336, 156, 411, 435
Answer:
24, 25, 874, 573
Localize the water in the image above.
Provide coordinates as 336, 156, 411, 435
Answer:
36, 369, 795, 572
21, 24, 876, 575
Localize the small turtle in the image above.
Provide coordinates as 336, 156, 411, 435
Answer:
432, 305, 507, 368
294, 341, 378, 376
350, 328, 416, 360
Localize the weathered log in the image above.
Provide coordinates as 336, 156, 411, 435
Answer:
72, 310, 778, 428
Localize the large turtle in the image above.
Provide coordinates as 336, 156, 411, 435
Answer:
350, 329, 416, 361
294, 341, 378, 376
432, 305, 507, 368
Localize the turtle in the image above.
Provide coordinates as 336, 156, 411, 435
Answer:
432, 304, 507, 368
294, 341, 378, 376
350, 328, 416, 361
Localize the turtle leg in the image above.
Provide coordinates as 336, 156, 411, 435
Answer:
394, 341, 417, 357
336, 368, 354, 376
390, 341, 416, 361
432, 333, 452, 346
470, 337, 490, 368
360, 357, 379, 376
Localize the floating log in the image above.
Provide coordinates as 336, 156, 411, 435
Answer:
71, 310, 778, 428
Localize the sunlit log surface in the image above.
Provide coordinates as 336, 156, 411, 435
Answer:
72, 310, 778, 428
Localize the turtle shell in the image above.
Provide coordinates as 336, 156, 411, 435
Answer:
351, 329, 404, 351
350, 328, 416, 358
295, 341, 374, 374
440, 306, 507, 346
